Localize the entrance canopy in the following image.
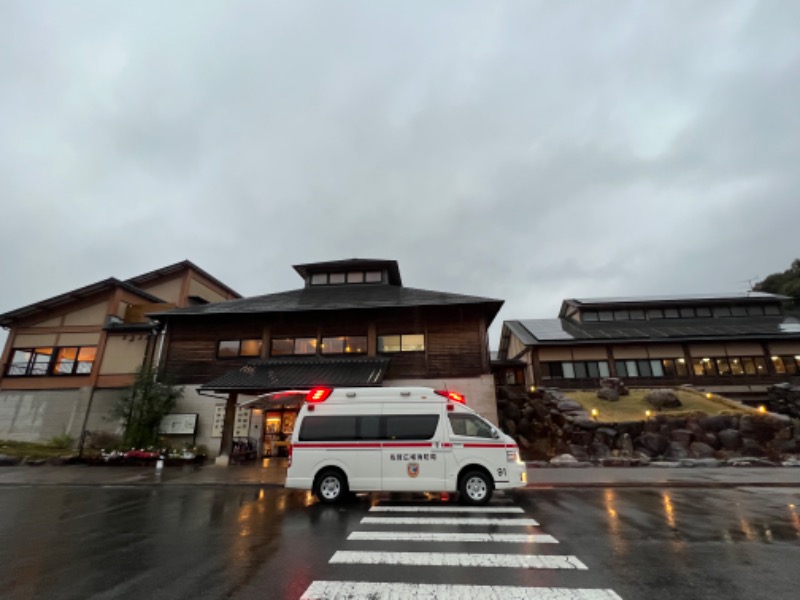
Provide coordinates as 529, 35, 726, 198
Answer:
199, 356, 392, 394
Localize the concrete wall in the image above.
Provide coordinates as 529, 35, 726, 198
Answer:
0, 388, 92, 442
138, 278, 183, 304
100, 336, 148, 375
188, 278, 227, 304
168, 385, 223, 455
63, 302, 107, 326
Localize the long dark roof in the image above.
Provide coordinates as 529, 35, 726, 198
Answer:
0, 278, 164, 327
200, 357, 391, 392
150, 285, 504, 323
505, 315, 800, 346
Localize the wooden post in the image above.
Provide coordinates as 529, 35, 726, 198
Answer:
216, 392, 238, 465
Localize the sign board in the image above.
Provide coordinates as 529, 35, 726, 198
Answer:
210, 405, 252, 438
158, 413, 198, 435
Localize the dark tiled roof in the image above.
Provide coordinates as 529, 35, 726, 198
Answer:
149, 285, 504, 322
0, 278, 164, 327
507, 316, 800, 345
200, 357, 392, 392
565, 292, 787, 308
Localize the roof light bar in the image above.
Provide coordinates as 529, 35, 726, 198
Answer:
306, 387, 333, 403
434, 389, 466, 404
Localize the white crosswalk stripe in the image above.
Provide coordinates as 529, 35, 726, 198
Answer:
300, 581, 623, 600
330, 550, 588, 569
348, 531, 559, 543
369, 505, 525, 513
362, 515, 539, 526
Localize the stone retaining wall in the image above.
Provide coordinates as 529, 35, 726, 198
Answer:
497, 386, 800, 465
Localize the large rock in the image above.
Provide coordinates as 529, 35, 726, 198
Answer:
590, 441, 611, 459
504, 419, 517, 436
639, 432, 669, 456
0, 454, 20, 466
689, 442, 715, 459
557, 399, 583, 412
504, 404, 522, 422
569, 445, 590, 461
596, 388, 620, 402
718, 429, 742, 450
618, 433, 635, 456
740, 438, 766, 457
645, 390, 683, 410
666, 441, 690, 460
671, 429, 695, 447
701, 415, 735, 432
595, 427, 618, 447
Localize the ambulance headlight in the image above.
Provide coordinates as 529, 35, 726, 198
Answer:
506, 450, 520, 463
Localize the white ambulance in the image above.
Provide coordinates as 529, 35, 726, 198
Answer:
279, 386, 527, 505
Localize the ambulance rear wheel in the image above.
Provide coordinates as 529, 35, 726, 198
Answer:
460, 470, 493, 505
314, 469, 348, 504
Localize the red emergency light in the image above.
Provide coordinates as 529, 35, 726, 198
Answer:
306, 387, 333, 403
434, 390, 466, 404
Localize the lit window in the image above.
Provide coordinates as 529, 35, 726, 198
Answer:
54, 346, 96, 376
322, 336, 367, 355
240, 340, 262, 357
347, 271, 364, 283
271, 338, 294, 356
294, 338, 317, 355
310, 273, 327, 285
7, 348, 53, 376
378, 334, 425, 353
365, 271, 382, 283
329, 273, 345, 284
218, 341, 239, 358
218, 340, 262, 358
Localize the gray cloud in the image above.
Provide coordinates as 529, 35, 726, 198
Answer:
1, 0, 799, 351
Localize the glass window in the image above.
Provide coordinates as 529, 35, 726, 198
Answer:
365, 271, 383, 283
731, 306, 747, 317
702, 358, 718, 376
321, 336, 345, 354
587, 362, 600, 378
637, 360, 653, 377
713, 306, 732, 318
321, 336, 367, 354
629, 310, 645, 320
294, 338, 317, 355
598, 362, 610, 377
385, 415, 439, 440
662, 359, 676, 377
598, 311, 614, 322
271, 338, 294, 356
771, 355, 786, 374
359, 416, 381, 440
378, 335, 401, 353
696, 307, 712, 318
299, 416, 357, 441
582, 311, 599, 322
31, 348, 55, 375
347, 271, 364, 284
574, 362, 588, 378
329, 273, 346, 284
764, 305, 781, 316
647, 309, 664, 320
310, 273, 327, 285
7, 350, 33, 375
218, 340, 240, 357
692, 359, 705, 376
76, 347, 96, 374
675, 358, 689, 377
650, 360, 664, 377
680, 308, 695, 318
782, 356, 798, 375
741, 357, 757, 375
401, 334, 425, 352
730, 357, 744, 376
562, 362, 575, 378
664, 308, 679, 319
614, 310, 628, 321
448, 414, 494, 439
746, 305, 764, 316
754, 357, 768, 375
542, 362, 562, 378
625, 360, 639, 377
378, 334, 425, 353
54, 348, 78, 375
716, 358, 731, 376
240, 340, 262, 357
615, 361, 628, 377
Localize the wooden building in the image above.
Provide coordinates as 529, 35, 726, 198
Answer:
0, 261, 240, 444
496, 293, 800, 400
150, 258, 503, 461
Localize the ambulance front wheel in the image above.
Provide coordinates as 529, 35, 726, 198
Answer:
314, 469, 348, 504
459, 470, 493, 505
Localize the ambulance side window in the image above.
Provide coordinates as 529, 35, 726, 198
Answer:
384, 415, 439, 440
298, 416, 357, 441
448, 414, 494, 439
358, 416, 381, 440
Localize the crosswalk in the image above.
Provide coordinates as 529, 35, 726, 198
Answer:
299, 498, 622, 600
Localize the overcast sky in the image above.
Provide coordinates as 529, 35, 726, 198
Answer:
1, 0, 799, 349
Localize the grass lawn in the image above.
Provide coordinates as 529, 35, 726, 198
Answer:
0, 440, 75, 459
566, 388, 760, 422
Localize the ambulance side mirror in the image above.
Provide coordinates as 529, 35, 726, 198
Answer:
491, 429, 500, 439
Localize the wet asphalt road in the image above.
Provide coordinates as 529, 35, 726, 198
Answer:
0, 485, 797, 600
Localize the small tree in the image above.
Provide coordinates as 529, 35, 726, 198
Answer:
114, 366, 183, 449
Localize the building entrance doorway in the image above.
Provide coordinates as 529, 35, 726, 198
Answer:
264, 410, 296, 457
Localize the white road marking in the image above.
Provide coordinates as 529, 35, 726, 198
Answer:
348, 531, 559, 543
370, 505, 525, 513
361, 516, 539, 526
330, 551, 588, 569
300, 581, 622, 599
